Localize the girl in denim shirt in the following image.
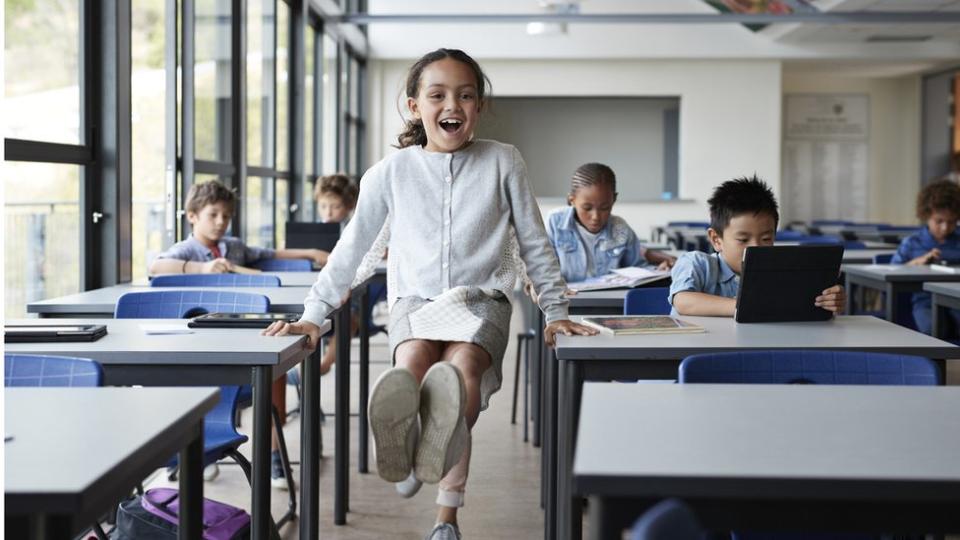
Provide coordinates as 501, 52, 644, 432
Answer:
546, 163, 676, 283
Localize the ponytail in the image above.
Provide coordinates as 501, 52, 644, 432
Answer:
396, 118, 428, 149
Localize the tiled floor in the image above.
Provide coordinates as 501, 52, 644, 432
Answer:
145, 300, 543, 539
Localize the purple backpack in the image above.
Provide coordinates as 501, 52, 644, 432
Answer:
114, 488, 250, 540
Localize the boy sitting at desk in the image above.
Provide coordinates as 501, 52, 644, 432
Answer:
148, 180, 327, 275
891, 179, 960, 334
669, 175, 846, 316
149, 180, 323, 489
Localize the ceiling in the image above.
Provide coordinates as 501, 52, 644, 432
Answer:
365, 0, 960, 70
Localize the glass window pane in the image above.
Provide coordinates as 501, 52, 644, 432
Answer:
340, 47, 350, 172
4, 0, 81, 144
132, 0, 168, 281
276, 1, 290, 172
4, 162, 81, 319
305, 27, 315, 175
247, 0, 274, 167
245, 176, 275, 249
195, 0, 233, 162
275, 178, 289, 247
321, 34, 337, 174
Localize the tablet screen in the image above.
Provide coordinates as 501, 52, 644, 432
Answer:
203, 313, 293, 320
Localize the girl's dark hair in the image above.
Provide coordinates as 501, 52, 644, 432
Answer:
314, 173, 359, 208
569, 163, 617, 199
396, 48, 491, 149
916, 179, 960, 220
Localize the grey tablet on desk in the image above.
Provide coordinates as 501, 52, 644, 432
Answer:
735, 245, 843, 323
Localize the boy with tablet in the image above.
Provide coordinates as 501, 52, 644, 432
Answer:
669, 176, 846, 316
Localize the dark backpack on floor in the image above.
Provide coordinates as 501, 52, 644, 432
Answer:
112, 488, 250, 540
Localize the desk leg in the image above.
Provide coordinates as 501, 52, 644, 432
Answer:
531, 301, 542, 450
359, 286, 370, 474
335, 306, 351, 524
300, 348, 321, 540
932, 294, 946, 340
252, 366, 273, 540
557, 360, 583, 540
884, 283, 896, 322
544, 345, 558, 540
178, 422, 203, 540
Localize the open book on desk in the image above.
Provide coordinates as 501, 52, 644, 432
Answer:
580, 315, 704, 335
566, 266, 670, 292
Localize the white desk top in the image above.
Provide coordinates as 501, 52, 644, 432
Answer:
924, 282, 960, 297
4, 318, 328, 366
555, 315, 958, 360
5, 387, 219, 512
27, 284, 313, 315
574, 383, 960, 500
842, 264, 960, 282
136, 272, 321, 288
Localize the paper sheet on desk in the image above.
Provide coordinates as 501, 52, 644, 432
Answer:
139, 324, 194, 335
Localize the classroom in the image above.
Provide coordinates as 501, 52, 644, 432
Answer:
4, 1, 960, 539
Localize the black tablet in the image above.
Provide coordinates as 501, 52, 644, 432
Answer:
4, 324, 108, 343
285, 222, 342, 252
187, 312, 301, 329
735, 245, 843, 323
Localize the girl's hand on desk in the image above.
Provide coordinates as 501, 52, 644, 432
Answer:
544, 320, 598, 347
908, 248, 941, 266
656, 259, 675, 271
262, 320, 322, 351
310, 249, 329, 266
815, 285, 846, 313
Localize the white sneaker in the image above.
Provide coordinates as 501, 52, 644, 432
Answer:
415, 363, 468, 484
203, 463, 219, 482
395, 470, 423, 498
369, 367, 420, 482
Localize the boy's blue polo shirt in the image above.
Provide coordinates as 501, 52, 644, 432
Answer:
154, 235, 275, 267
891, 227, 960, 264
668, 250, 740, 305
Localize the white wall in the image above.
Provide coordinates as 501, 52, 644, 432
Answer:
781, 71, 922, 226
367, 59, 783, 239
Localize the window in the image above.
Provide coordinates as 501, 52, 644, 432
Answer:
194, 0, 233, 162
4, 162, 81, 318
4, 0, 82, 144
131, 0, 169, 281
247, 0, 276, 168
302, 24, 317, 221
245, 176, 275, 248
276, 1, 291, 173
321, 34, 338, 175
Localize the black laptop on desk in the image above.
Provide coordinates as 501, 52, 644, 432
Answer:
286, 222, 342, 253
735, 245, 844, 323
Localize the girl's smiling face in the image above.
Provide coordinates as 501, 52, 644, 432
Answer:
407, 58, 481, 153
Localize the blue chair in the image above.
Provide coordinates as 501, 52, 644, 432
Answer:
775, 230, 805, 241
4, 354, 102, 387
252, 258, 313, 271
679, 350, 940, 386
797, 236, 843, 246
873, 253, 893, 264
114, 290, 296, 530
811, 220, 854, 227
842, 241, 867, 250
624, 288, 672, 315
150, 273, 281, 287
630, 499, 706, 540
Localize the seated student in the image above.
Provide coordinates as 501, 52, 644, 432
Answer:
546, 162, 676, 283
149, 180, 325, 489
670, 175, 846, 317
891, 180, 960, 334
314, 174, 360, 375
149, 180, 328, 275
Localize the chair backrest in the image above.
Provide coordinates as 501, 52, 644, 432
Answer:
797, 236, 843, 245
630, 499, 705, 540
679, 350, 940, 386
624, 288, 672, 315
873, 253, 894, 264
842, 241, 867, 250
774, 230, 805, 241
252, 258, 313, 272
115, 290, 270, 319
4, 354, 103, 387
150, 273, 281, 287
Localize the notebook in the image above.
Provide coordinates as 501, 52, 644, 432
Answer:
566, 267, 670, 292
187, 312, 301, 329
580, 315, 704, 335
4, 324, 108, 343
735, 245, 843, 323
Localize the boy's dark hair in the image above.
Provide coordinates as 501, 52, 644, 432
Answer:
708, 175, 779, 234
185, 179, 237, 215
569, 163, 617, 199
314, 173, 359, 208
396, 48, 491, 149
916, 180, 960, 220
